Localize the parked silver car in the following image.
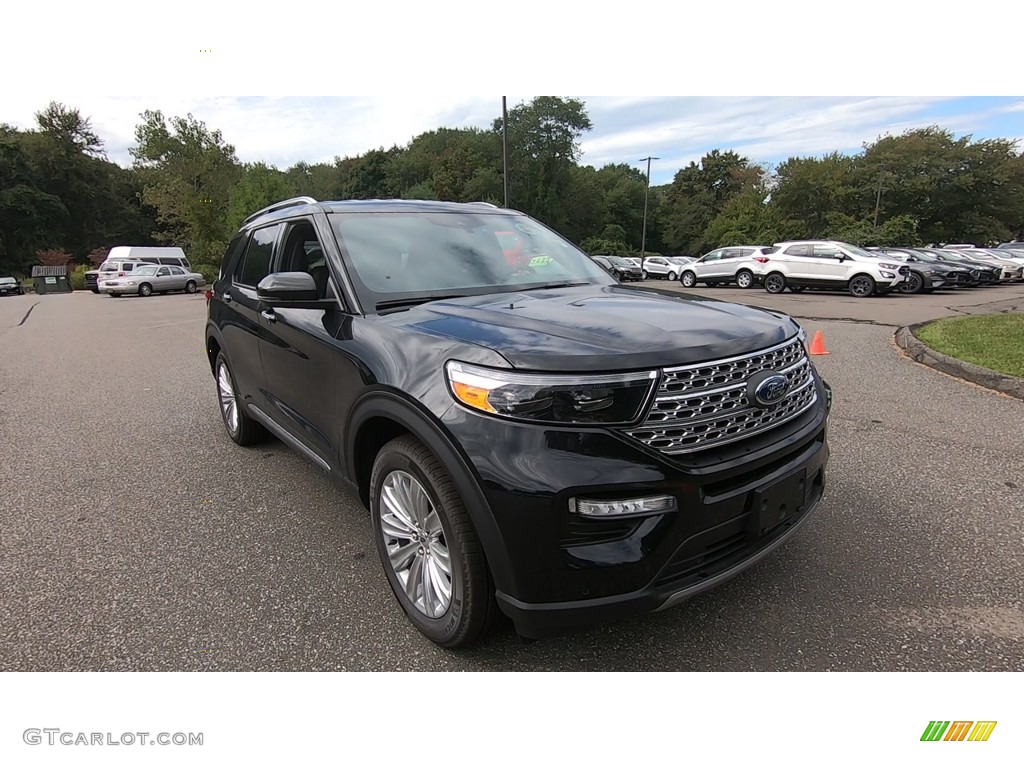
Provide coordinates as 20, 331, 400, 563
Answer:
99, 265, 206, 297
680, 245, 774, 288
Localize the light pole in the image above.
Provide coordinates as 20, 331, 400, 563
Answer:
873, 164, 885, 228
639, 156, 659, 271
502, 97, 510, 208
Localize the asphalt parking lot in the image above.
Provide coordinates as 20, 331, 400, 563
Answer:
1, 287, 1022, 671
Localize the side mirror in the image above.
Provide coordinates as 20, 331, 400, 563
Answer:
257, 272, 333, 309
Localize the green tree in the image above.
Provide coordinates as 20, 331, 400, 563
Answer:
130, 110, 242, 264
858, 127, 1024, 245
771, 152, 858, 238
227, 162, 296, 231
659, 150, 764, 254
494, 96, 593, 230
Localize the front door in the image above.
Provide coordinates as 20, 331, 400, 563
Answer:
257, 216, 345, 464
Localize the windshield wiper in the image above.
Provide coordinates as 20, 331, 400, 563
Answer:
529, 281, 592, 290
374, 294, 468, 312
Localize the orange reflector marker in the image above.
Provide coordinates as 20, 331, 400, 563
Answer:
452, 381, 497, 413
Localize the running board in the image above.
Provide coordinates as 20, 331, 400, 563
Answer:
246, 404, 331, 473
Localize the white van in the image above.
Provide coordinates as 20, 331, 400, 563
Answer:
85, 247, 191, 293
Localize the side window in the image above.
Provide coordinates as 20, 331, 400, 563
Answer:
235, 225, 280, 287
813, 245, 843, 259
169, 266, 185, 275
140, 257, 159, 264
702, 251, 721, 263
784, 244, 811, 257
275, 219, 331, 300
157, 266, 171, 277
158, 257, 182, 265
219, 234, 246, 281
721, 249, 742, 261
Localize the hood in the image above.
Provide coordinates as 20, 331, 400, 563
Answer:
392, 285, 798, 371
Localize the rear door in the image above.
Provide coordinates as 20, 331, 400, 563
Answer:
220, 224, 281, 413
776, 244, 817, 283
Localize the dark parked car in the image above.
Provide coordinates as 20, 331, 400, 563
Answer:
877, 249, 976, 291
0, 276, 23, 296
205, 197, 833, 647
918, 249, 1001, 284
591, 254, 643, 281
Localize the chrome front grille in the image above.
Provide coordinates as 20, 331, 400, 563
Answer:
625, 336, 819, 455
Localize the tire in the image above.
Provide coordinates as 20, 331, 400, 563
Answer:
900, 271, 925, 294
109, 293, 120, 298
370, 435, 499, 648
90, 288, 100, 294
185, 280, 198, 294
214, 352, 265, 446
667, 271, 677, 281
764, 272, 787, 294
138, 283, 153, 297
848, 274, 876, 298
789, 285, 805, 293
680, 271, 697, 288
735, 269, 754, 289
641, 270, 648, 280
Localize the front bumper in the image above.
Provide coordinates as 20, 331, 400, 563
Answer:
445, 373, 832, 638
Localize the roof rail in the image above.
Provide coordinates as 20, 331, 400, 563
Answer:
243, 196, 318, 225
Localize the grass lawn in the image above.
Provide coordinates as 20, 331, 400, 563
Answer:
915, 312, 1024, 378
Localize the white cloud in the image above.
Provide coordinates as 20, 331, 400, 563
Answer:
3, 95, 1020, 188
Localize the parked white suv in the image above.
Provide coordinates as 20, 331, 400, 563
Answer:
761, 241, 909, 297
679, 245, 773, 288
640, 256, 691, 280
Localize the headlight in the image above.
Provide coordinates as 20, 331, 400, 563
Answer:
445, 361, 657, 425
880, 271, 895, 278
878, 262, 901, 270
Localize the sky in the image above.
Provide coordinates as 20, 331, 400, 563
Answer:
4, 96, 1023, 187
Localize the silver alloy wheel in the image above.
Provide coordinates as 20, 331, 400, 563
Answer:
681, 271, 696, 287
736, 270, 753, 288
668, 271, 677, 281
379, 470, 453, 619
217, 363, 239, 434
641, 270, 648, 280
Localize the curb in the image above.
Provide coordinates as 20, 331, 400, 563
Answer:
894, 323, 1024, 401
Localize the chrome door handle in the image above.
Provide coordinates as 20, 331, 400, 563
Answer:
260, 310, 276, 323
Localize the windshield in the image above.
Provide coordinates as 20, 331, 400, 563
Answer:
838, 243, 879, 259
330, 212, 612, 308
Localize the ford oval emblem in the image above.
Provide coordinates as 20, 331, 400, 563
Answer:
748, 372, 790, 407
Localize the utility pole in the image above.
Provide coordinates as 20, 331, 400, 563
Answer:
639, 156, 659, 272
873, 164, 885, 228
502, 97, 510, 208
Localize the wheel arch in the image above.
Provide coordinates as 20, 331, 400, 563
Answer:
346, 392, 517, 595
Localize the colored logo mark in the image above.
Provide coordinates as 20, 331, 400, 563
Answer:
200, 49, 213, 52
921, 721, 997, 742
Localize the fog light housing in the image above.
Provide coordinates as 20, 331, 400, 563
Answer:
880, 271, 895, 279
569, 494, 676, 518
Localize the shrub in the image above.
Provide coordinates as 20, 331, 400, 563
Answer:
192, 263, 220, 283
69, 264, 89, 291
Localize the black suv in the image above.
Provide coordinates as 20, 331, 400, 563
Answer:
205, 197, 833, 647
